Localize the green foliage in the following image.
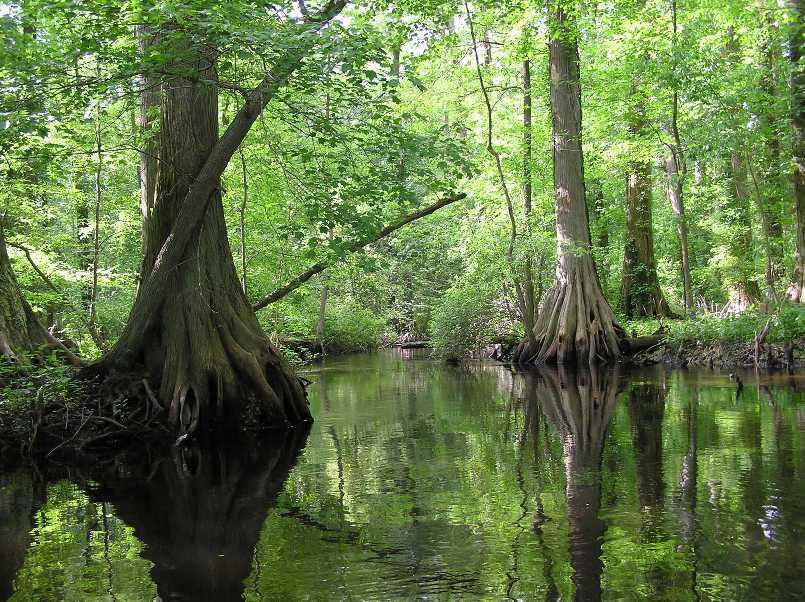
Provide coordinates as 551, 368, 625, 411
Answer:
323, 302, 386, 352
0, 352, 85, 441
430, 279, 511, 359
664, 304, 805, 346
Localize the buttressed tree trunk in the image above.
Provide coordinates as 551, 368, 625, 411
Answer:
787, 0, 805, 302
93, 2, 347, 432
0, 224, 48, 359
515, 4, 623, 365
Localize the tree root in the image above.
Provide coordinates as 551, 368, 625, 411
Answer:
515, 266, 624, 365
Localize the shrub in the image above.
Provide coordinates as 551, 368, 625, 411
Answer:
430, 280, 505, 359
323, 303, 385, 352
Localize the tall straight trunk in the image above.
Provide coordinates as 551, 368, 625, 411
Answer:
238, 147, 248, 295
621, 101, 674, 318
756, 16, 784, 295
91, 9, 353, 431
724, 29, 761, 312
137, 24, 159, 261
516, 3, 622, 365
522, 57, 538, 331
0, 224, 48, 359
787, 0, 805, 301
666, 0, 693, 313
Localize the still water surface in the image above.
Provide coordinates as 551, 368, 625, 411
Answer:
1, 350, 805, 600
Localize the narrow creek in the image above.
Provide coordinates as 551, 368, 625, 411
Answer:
1, 350, 804, 600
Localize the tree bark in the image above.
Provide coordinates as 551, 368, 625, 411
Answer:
515, 4, 623, 365
621, 100, 674, 318
724, 149, 762, 311
756, 16, 784, 296
787, 0, 805, 301
0, 224, 47, 359
522, 57, 539, 333
92, 3, 347, 433
723, 29, 761, 312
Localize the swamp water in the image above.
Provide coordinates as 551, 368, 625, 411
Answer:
1, 350, 804, 601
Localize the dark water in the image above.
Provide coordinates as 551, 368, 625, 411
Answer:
1, 351, 805, 601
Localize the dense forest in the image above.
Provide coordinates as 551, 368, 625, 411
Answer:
1, 0, 805, 438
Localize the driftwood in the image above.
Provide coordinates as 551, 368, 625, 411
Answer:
394, 340, 431, 349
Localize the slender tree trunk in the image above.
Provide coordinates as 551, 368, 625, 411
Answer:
757, 16, 784, 296
137, 24, 159, 262
787, 0, 805, 301
723, 29, 761, 312
89, 95, 104, 347
522, 57, 539, 332
667, 0, 694, 314
725, 150, 762, 311
316, 284, 328, 354
465, 1, 532, 344
516, 4, 623, 365
239, 147, 248, 296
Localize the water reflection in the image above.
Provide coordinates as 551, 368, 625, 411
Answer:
526, 366, 622, 601
84, 429, 309, 601
3, 352, 805, 600
0, 471, 41, 601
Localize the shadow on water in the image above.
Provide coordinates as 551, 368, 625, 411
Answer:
0, 427, 309, 602
85, 428, 309, 601
523, 365, 624, 602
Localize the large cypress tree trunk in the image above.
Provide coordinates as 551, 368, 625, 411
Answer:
93, 27, 318, 432
515, 4, 623, 365
787, 0, 805, 302
0, 224, 48, 360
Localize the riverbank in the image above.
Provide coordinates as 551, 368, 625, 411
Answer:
624, 307, 805, 369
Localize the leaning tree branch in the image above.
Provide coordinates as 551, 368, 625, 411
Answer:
253, 192, 467, 310
94, 0, 348, 368
6, 241, 59, 292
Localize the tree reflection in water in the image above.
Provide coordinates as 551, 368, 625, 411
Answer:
526, 365, 624, 601
84, 427, 309, 601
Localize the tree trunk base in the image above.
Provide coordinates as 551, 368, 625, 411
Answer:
514, 264, 625, 365
90, 284, 310, 435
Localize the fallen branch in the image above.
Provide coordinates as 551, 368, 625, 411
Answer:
252, 192, 468, 310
